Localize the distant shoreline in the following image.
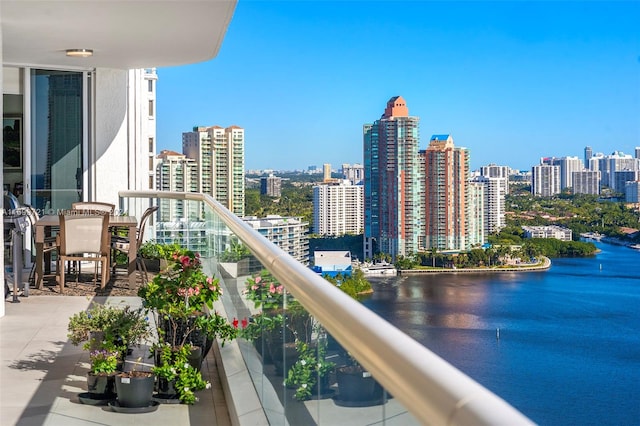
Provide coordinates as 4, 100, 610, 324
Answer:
398, 256, 551, 275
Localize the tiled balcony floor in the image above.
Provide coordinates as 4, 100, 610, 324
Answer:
0, 293, 232, 426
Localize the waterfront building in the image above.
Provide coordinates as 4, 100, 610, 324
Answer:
471, 175, 506, 235
243, 215, 309, 264
311, 250, 353, 277
479, 163, 510, 193
260, 174, 282, 197
156, 150, 199, 222
313, 180, 364, 236
572, 170, 601, 195
467, 181, 485, 247
522, 225, 572, 241
423, 134, 470, 252
342, 163, 365, 185
363, 96, 421, 259
183, 125, 245, 217
531, 164, 561, 196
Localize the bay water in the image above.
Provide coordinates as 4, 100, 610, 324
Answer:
362, 242, 640, 426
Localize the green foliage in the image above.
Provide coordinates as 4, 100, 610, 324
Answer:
139, 241, 184, 259
219, 237, 251, 262
67, 303, 151, 350
89, 344, 120, 374
284, 340, 335, 401
323, 269, 372, 299
242, 269, 285, 310
138, 250, 222, 314
245, 181, 314, 226
524, 238, 597, 257
151, 343, 209, 405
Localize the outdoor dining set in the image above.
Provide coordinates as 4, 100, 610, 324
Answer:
4, 199, 158, 295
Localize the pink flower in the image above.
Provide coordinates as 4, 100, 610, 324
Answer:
269, 283, 276, 294
255, 276, 262, 284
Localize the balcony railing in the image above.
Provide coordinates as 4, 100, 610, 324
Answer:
119, 190, 533, 425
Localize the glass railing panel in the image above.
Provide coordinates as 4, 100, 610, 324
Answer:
119, 191, 534, 426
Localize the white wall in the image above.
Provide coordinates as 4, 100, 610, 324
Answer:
93, 68, 129, 206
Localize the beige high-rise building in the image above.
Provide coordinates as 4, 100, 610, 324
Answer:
156, 150, 199, 222
183, 125, 245, 217
423, 134, 470, 251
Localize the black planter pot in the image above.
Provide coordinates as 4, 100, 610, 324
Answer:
156, 377, 179, 400
270, 342, 300, 376
335, 366, 385, 407
86, 372, 117, 399
115, 373, 155, 408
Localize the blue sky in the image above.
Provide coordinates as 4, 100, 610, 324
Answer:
156, 0, 640, 172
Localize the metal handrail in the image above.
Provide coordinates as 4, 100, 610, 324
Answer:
120, 190, 534, 426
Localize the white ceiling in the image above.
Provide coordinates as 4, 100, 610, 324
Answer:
1, 0, 237, 69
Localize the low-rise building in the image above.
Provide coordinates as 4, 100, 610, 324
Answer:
243, 215, 309, 264
522, 225, 572, 241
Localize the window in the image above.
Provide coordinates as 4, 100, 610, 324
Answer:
148, 137, 154, 152
148, 80, 153, 93
148, 100, 154, 117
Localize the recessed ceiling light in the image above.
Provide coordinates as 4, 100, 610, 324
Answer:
66, 49, 93, 58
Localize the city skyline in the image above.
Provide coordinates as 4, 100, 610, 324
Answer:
156, 1, 639, 172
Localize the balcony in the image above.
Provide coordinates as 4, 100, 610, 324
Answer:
112, 190, 532, 425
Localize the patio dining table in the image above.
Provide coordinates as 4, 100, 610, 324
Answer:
34, 214, 138, 289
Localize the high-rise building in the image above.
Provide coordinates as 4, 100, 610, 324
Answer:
423, 135, 470, 251
479, 163, 510, 194
585, 146, 593, 167
531, 164, 561, 196
341, 163, 364, 185
467, 181, 485, 247
156, 150, 199, 222
472, 175, 506, 235
549, 156, 584, 190
590, 151, 639, 189
624, 181, 640, 203
183, 125, 245, 217
363, 96, 421, 259
613, 170, 640, 193
313, 181, 364, 236
572, 170, 600, 195
260, 174, 282, 197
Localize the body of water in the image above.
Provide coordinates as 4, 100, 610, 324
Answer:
362, 242, 640, 426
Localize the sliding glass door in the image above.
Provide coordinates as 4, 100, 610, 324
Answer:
30, 69, 86, 212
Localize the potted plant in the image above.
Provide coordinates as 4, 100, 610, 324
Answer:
138, 249, 233, 355
138, 241, 181, 272
137, 249, 237, 404
68, 302, 152, 362
86, 342, 121, 402
241, 270, 314, 374
114, 357, 156, 410
151, 342, 211, 404
284, 338, 335, 401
